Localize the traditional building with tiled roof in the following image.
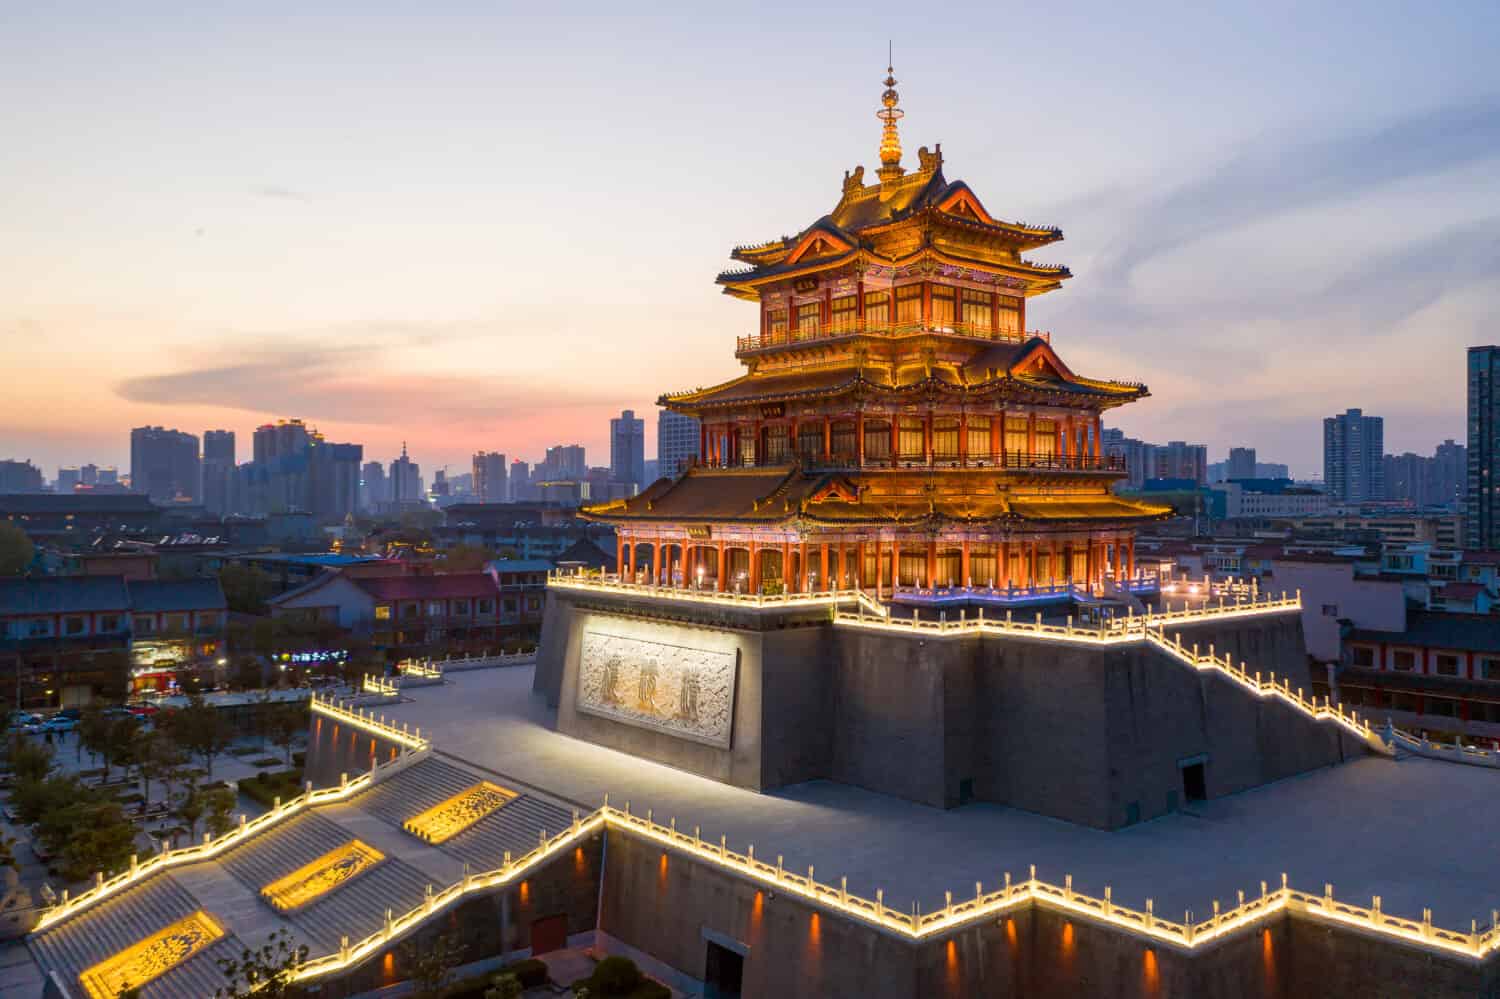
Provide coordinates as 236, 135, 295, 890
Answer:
582, 65, 1167, 596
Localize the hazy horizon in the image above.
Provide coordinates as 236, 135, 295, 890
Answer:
4, 2, 1499, 480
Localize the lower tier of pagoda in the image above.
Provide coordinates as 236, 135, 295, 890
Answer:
609, 529, 1140, 595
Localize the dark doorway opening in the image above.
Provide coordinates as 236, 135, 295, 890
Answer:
958, 777, 974, 805
705, 940, 745, 999
530, 914, 568, 956
1182, 762, 1207, 802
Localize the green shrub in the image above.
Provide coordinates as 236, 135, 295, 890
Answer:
506, 958, 548, 988
590, 956, 641, 994
485, 973, 522, 999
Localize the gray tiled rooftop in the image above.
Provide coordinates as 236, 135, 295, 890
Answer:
376, 665, 1500, 929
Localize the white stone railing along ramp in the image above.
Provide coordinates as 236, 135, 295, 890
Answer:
288, 797, 1500, 982
1382, 722, 1500, 769
32, 694, 431, 933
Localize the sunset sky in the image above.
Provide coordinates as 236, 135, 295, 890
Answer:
4, 2, 1499, 480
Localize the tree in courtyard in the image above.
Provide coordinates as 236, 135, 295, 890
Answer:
400, 929, 466, 996
0, 832, 16, 872
204, 786, 237, 838
4, 732, 53, 785
46, 800, 136, 881
218, 564, 276, 615
267, 702, 304, 766
78, 702, 110, 773
0, 523, 33, 576
215, 927, 309, 999
105, 714, 142, 783
175, 783, 206, 841
168, 695, 230, 777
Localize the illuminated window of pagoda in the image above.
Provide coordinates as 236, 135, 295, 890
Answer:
898, 550, 925, 586
967, 416, 990, 459
898, 417, 925, 462
896, 285, 923, 323
1034, 419, 1057, 458
1071, 549, 1088, 580
795, 303, 820, 339
863, 419, 890, 461
1005, 415, 1029, 456
831, 421, 858, 462
738, 432, 756, 467
933, 418, 960, 462
797, 423, 823, 461
936, 550, 961, 586
970, 549, 998, 586
930, 286, 956, 326
997, 296, 1022, 335
767, 308, 788, 336
961, 288, 992, 330
863, 291, 890, 325
764, 425, 789, 462
830, 295, 857, 332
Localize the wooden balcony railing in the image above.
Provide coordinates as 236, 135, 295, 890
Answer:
692, 451, 1124, 473
735, 321, 1050, 354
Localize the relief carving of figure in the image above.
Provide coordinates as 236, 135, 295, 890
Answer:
676, 672, 701, 724
636, 660, 659, 713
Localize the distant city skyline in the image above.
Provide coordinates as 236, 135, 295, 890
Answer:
3, 4, 1497, 477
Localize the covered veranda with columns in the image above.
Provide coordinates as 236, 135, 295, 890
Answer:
612, 525, 1140, 596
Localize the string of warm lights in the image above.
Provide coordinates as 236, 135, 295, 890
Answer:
33, 694, 432, 932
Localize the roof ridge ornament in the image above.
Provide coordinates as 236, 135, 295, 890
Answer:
876, 52, 905, 184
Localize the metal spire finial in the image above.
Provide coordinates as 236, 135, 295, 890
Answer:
876, 48, 905, 182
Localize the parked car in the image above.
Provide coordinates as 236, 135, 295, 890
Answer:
41, 716, 76, 733
6, 713, 44, 734
57, 707, 82, 721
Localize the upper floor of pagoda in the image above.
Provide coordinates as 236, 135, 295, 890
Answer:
718, 153, 1068, 304
716, 64, 1073, 369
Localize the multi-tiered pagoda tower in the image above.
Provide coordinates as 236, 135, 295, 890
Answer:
584, 67, 1167, 598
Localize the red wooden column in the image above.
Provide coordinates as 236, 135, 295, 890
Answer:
653, 539, 663, 584
823, 416, 832, 462
990, 413, 1001, 466
1027, 541, 1038, 587
924, 411, 934, 466
999, 541, 1010, 588
1093, 416, 1102, 459
820, 542, 830, 591
717, 540, 727, 592
782, 539, 791, 591
922, 281, 932, 327
615, 533, 624, 578
799, 540, 809, 592
926, 540, 937, 589
699, 424, 708, 464
837, 538, 847, 589
749, 541, 760, 593
624, 540, 634, 582
1027, 412, 1036, 459
890, 417, 900, 465
959, 411, 969, 467
960, 539, 971, 587
1127, 538, 1135, 579
856, 414, 866, 467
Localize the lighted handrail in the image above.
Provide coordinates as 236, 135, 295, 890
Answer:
34, 695, 433, 931
38, 766, 1500, 973
734, 320, 1050, 355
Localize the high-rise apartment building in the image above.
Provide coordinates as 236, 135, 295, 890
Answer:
1226, 447, 1256, 481
252, 419, 311, 464
510, 459, 531, 502
360, 461, 388, 512
1468, 346, 1500, 548
473, 451, 508, 502
389, 444, 423, 506
56, 468, 81, 493
537, 445, 586, 483
610, 410, 646, 492
657, 409, 700, 475
1323, 408, 1383, 503
0, 460, 44, 493
1152, 441, 1208, 485
129, 426, 200, 503
202, 430, 236, 516
79, 464, 99, 486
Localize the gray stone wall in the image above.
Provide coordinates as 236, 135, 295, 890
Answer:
537, 589, 1367, 827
